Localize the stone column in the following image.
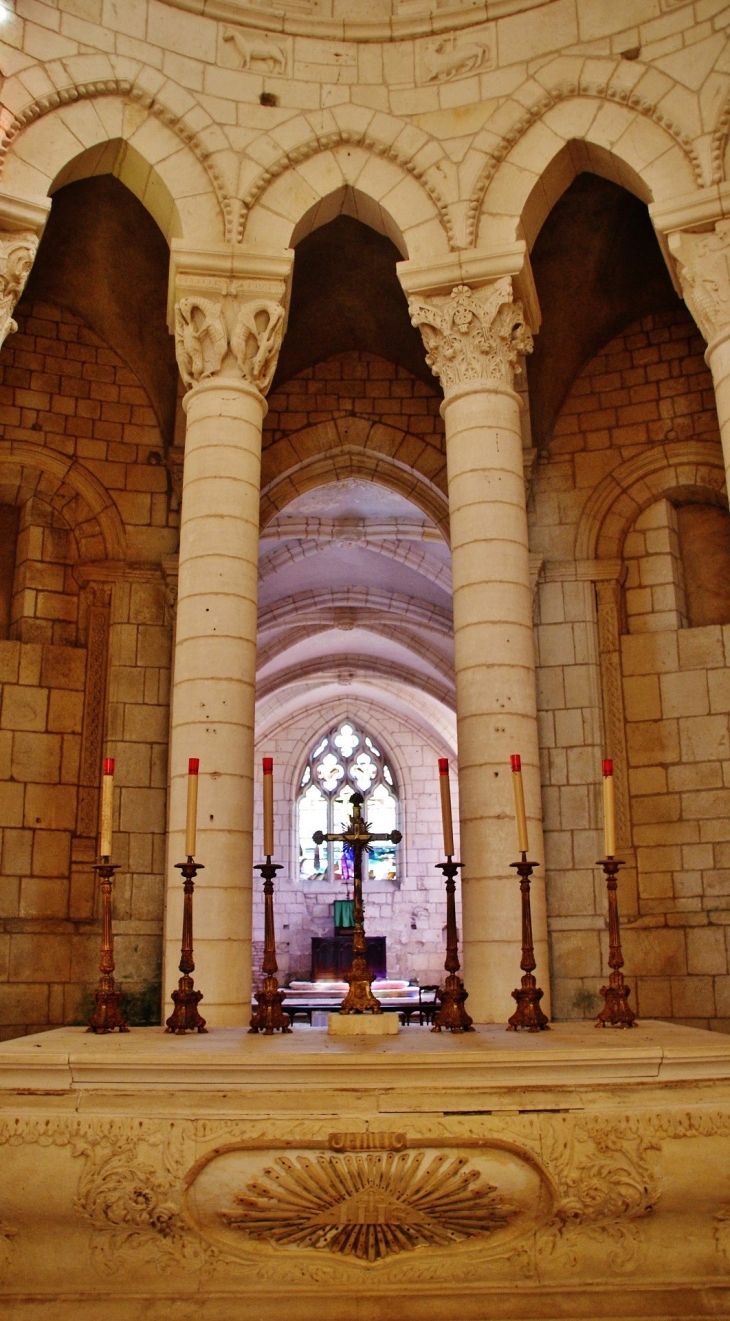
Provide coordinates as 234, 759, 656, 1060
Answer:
0, 192, 50, 347
164, 245, 291, 1025
402, 263, 548, 1022
669, 223, 730, 488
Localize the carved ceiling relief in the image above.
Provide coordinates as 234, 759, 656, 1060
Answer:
408, 278, 533, 397
0, 231, 38, 348
174, 290, 286, 395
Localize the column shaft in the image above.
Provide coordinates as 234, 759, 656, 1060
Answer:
706, 335, 730, 491
164, 377, 264, 1025
443, 381, 548, 1022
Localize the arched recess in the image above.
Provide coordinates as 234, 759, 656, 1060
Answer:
260, 446, 450, 543
257, 653, 455, 711
291, 185, 407, 256
574, 440, 726, 562
50, 141, 182, 243
519, 140, 652, 252
0, 441, 126, 561
0, 93, 225, 243
472, 92, 699, 252
242, 141, 452, 262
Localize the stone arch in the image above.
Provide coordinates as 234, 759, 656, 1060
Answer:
258, 621, 453, 682
0, 441, 126, 561
241, 125, 454, 260
291, 184, 408, 256
259, 534, 452, 593
0, 78, 227, 242
260, 445, 450, 541
257, 653, 455, 710
574, 440, 726, 562
50, 140, 182, 244
470, 77, 701, 250
519, 140, 652, 251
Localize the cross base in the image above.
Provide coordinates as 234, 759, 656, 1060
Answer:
339, 956, 382, 1014
165, 974, 207, 1034
507, 974, 549, 1032
432, 973, 473, 1033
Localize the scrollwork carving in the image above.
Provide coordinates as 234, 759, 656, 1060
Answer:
0, 231, 38, 347
408, 278, 533, 396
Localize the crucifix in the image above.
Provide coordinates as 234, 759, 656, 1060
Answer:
314, 792, 401, 1013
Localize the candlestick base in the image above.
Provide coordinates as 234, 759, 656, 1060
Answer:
340, 955, 382, 1014
596, 970, 636, 1029
432, 973, 473, 1033
249, 975, 292, 1035
507, 974, 549, 1032
165, 975, 207, 1034
88, 977, 129, 1034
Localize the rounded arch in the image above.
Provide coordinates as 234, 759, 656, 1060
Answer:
0, 81, 226, 243
257, 654, 455, 711
574, 440, 726, 562
260, 445, 450, 542
241, 126, 454, 261
0, 441, 126, 561
470, 79, 701, 250
258, 621, 453, 683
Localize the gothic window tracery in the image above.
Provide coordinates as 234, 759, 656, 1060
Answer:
297, 720, 398, 885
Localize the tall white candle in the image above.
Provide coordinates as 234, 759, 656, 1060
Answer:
510, 754, 529, 854
438, 758, 455, 857
263, 757, 274, 857
603, 758, 616, 857
100, 758, 114, 858
185, 758, 199, 858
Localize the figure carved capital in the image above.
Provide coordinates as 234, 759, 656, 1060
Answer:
0, 232, 38, 348
670, 222, 730, 348
174, 293, 285, 395
408, 277, 533, 396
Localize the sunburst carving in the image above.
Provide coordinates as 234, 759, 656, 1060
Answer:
221, 1150, 517, 1262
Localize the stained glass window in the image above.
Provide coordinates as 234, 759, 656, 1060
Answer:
297, 720, 399, 885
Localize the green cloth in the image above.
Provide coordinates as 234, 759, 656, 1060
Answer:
334, 900, 354, 929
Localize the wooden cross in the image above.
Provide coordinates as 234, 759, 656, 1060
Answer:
314, 792, 401, 1013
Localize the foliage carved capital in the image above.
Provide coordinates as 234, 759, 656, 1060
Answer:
408, 276, 533, 396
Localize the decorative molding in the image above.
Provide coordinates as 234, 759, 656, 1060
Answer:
466, 78, 703, 248
668, 223, 730, 347
239, 127, 455, 250
0, 231, 37, 347
221, 1150, 517, 1261
408, 278, 532, 395
0, 78, 232, 239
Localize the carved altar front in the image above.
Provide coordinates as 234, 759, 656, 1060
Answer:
2, 1022, 730, 1319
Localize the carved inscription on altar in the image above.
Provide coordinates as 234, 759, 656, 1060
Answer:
186, 1140, 549, 1263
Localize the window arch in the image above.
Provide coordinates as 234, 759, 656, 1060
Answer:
297, 720, 399, 886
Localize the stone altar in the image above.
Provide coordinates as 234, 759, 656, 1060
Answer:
2, 1022, 730, 1319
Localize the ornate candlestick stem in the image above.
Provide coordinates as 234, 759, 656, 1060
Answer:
165, 857, 207, 1034
249, 858, 291, 1034
596, 856, 636, 1028
507, 853, 549, 1032
432, 858, 473, 1033
88, 859, 129, 1033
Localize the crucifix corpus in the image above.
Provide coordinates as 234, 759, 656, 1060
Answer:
314, 792, 401, 1013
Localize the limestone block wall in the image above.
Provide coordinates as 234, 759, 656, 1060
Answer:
532, 306, 730, 1029
0, 300, 175, 1037
253, 700, 458, 988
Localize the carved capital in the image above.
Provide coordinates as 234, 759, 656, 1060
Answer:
669, 222, 730, 347
408, 277, 533, 396
174, 291, 285, 395
0, 232, 38, 348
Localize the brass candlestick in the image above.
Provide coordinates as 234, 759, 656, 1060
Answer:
87, 859, 129, 1034
596, 856, 636, 1028
249, 858, 291, 1034
314, 794, 401, 1014
507, 853, 549, 1032
432, 859, 473, 1033
165, 857, 207, 1034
